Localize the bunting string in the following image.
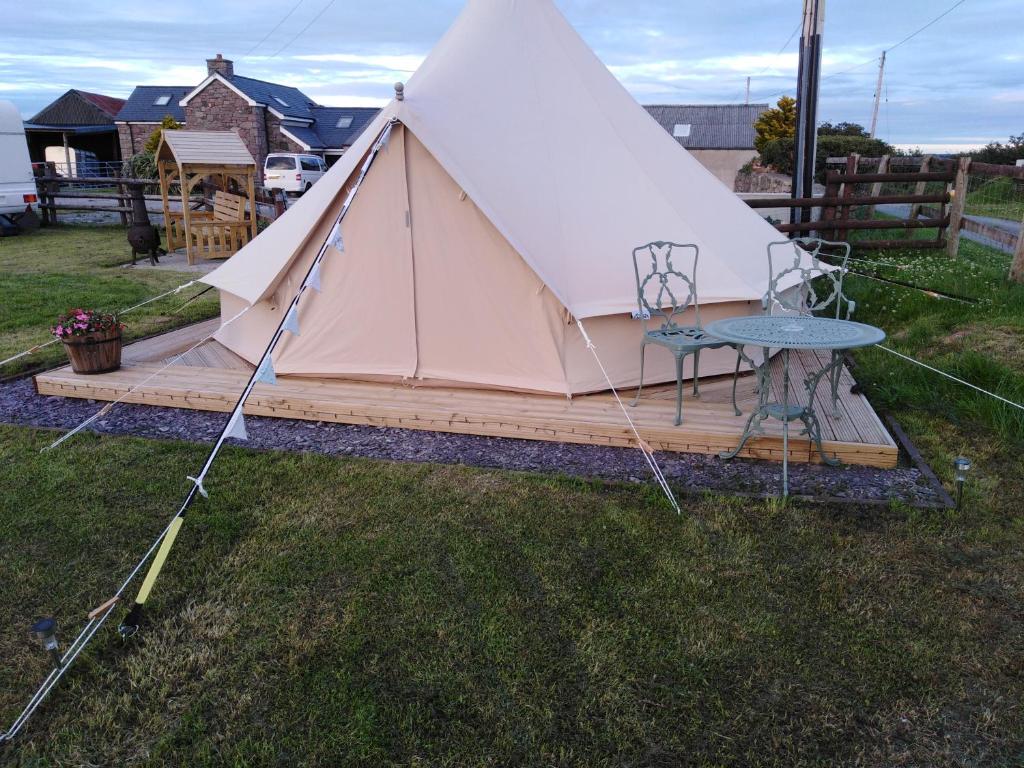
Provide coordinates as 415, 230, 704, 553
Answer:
0, 118, 402, 745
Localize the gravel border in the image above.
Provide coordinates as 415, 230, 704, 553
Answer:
1, 378, 945, 507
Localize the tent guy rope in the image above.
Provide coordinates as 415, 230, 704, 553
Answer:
40, 305, 252, 452
574, 319, 681, 514
875, 344, 1024, 413
0, 280, 202, 368
0, 119, 398, 746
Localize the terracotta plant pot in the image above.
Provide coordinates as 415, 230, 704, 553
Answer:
62, 328, 123, 374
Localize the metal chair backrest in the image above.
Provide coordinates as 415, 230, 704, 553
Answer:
765, 237, 854, 319
632, 241, 702, 333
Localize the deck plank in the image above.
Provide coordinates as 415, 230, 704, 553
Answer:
35, 323, 898, 468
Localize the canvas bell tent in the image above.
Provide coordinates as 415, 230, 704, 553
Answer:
200, 0, 795, 396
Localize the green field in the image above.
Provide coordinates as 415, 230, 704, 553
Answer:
0, 226, 219, 375
0, 226, 1022, 765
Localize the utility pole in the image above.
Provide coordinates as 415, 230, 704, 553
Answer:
869, 50, 887, 138
745, 76, 751, 104
791, 0, 825, 226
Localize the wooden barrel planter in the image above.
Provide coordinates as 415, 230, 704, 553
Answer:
62, 328, 123, 374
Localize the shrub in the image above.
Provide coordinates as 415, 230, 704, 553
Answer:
971, 132, 1024, 165
753, 96, 796, 155
143, 115, 183, 155
123, 151, 157, 180
758, 134, 896, 182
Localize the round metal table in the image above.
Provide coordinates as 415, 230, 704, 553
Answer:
705, 316, 886, 497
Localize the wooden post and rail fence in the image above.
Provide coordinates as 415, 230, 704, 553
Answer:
743, 155, 1024, 283
31, 171, 282, 229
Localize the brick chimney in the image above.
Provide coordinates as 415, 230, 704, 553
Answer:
206, 53, 234, 78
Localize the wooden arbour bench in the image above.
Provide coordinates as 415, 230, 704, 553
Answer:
157, 131, 259, 264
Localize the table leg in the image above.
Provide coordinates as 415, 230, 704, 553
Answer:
719, 345, 770, 460
802, 349, 845, 466
782, 348, 790, 498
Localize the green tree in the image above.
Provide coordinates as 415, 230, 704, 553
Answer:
753, 96, 796, 154
818, 121, 869, 137
971, 132, 1024, 165
143, 115, 183, 154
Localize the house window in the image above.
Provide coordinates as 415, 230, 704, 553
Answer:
153, 95, 171, 106
336, 116, 354, 129
273, 96, 290, 107
673, 124, 691, 138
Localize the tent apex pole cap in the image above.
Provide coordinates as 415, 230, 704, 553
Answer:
394, 82, 405, 101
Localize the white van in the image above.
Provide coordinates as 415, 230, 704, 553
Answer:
0, 100, 39, 228
263, 153, 327, 195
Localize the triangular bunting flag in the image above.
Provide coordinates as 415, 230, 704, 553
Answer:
256, 356, 277, 386
187, 474, 209, 499
308, 261, 322, 292
330, 227, 345, 253
282, 305, 301, 336
224, 410, 248, 441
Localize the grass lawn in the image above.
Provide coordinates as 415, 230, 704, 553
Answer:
0, 226, 219, 376
0, 226, 1023, 765
965, 175, 1024, 223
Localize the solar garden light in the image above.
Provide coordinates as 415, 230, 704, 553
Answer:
30, 618, 61, 669
953, 456, 972, 511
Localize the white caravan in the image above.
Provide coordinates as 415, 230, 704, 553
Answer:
0, 100, 38, 228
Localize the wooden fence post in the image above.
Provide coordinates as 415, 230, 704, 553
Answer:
867, 154, 889, 219
908, 155, 932, 219
837, 154, 859, 242
1009, 211, 1024, 283
946, 157, 971, 258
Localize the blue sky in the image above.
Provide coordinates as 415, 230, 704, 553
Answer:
2, 0, 1020, 152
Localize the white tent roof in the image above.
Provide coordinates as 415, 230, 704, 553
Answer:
202, 0, 791, 317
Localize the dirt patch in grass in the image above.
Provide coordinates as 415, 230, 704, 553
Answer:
938, 324, 1024, 372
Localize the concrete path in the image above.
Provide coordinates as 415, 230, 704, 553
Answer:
876, 204, 1021, 253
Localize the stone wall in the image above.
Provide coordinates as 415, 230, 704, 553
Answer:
265, 111, 306, 155
184, 79, 268, 168
117, 123, 159, 158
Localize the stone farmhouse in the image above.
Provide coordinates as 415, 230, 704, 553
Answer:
115, 55, 379, 169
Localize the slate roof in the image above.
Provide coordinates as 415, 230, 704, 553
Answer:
29, 90, 125, 127
120, 71, 378, 151
116, 86, 191, 122
308, 107, 380, 149
644, 104, 768, 150
227, 75, 318, 121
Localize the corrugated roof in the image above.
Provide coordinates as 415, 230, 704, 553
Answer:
116, 86, 191, 122
644, 104, 768, 150
308, 107, 380, 148
158, 130, 256, 166
78, 91, 127, 117
29, 89, 125, 127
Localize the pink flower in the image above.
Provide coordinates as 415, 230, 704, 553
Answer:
55, 324, 64, 336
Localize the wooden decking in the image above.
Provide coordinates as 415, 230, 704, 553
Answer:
36, 320, 898, 468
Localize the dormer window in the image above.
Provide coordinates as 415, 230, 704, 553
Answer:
273, 96, 289, 107
153, 95, 171, 106
336, 116, 353, 128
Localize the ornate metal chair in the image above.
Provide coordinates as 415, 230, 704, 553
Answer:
629, 241, 730, 426
730, 236, 854, 416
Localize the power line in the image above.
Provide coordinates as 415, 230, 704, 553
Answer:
269, 0, 340, 58
733, 19, 802, 101
244, 0, 305, 57
750, 0, 969, 101
887, 0, 968, 53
